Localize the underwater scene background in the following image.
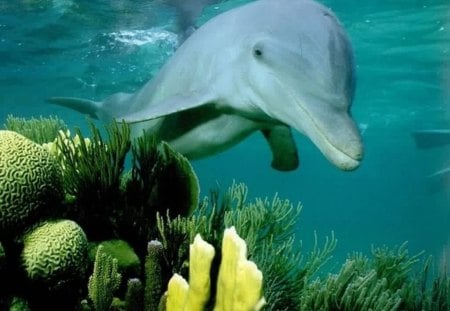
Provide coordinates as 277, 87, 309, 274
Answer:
0, 0, 449, 272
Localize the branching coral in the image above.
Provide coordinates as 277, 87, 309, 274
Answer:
144, 240, 165, 311
87, 245, 122, 311
154, 182, 334, 311
214, 227, 265, 311
57, 121, 130, 204
3, 114, 67, 144
125, 131, 199, 217
2, 116, 450, 311
54, 121, 131, 240
166, 234, 215, 311
298, 244, 434, 311
119, 130, 200, 257
165, 228, 265, 311
89, 240, 141, 277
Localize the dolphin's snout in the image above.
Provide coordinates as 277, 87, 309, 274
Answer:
342, 138, 364, 161
338, 139, 363, 171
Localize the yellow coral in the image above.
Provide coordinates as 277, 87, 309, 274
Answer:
42, 130, 92, 170
215, 227, 265, 311
166, 234, 215, 311
166, 227, 265, 311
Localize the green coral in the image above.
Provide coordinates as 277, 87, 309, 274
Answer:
89, 240, 141, 276
2, 116, 449, 311
8, 297, 31, 311
87, 245, 122, 311
144, 240, 165, 311
56, 121, 130, 204
155, 182, 319, 311
54, 121, 200, 247
124, 131, 199, 220
0, 130, 63, 236
55, 121, 131, 240
124, 278, 144, 311
74, 181, 450, 311
21, 219, 88, 283
3, 114, 67, 144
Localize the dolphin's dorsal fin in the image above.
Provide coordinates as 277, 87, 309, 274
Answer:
123, 91, 217, 123
166, 0, 220, 42
262, 126, 299, 171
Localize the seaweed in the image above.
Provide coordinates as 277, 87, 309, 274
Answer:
401, 256, 450, 311
54, 121, 130, 240
2, 116, 450, 311
119, 131, 200, 257
3, 114, 67, 144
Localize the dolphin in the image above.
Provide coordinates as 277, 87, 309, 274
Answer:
49, 0, 363, 171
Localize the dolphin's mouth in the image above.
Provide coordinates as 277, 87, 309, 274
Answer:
299, 105, 363, 171
270, 77, 363, 171
314, 127, 362, 171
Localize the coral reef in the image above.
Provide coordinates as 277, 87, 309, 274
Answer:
165, 227, 265, 311
214, 227, 265, 311
21, 219, 88, 283
144, 240, 165, 311
3, 114, 67, 144
166, 234, 216, 311
86, 245, 122, 311
0, 130, 63, 237
1, 115, 449, 311
88, 240, 141, 277
51, 121, 200, 256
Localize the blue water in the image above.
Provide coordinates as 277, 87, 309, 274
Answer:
1, 0, 449, 268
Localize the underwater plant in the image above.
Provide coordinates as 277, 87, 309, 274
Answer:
154, 182, 336, 311
3, 114, 67, 144
54, 121, 130, 240
51, 120, 200, 256
1, 116, 449, 311
0, 130, 63, 237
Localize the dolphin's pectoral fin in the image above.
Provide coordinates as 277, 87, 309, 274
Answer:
122, 92, 217, 123
47, 97, 101, 119
262, 126, 299, 171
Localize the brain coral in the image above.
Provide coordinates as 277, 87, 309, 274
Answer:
21, 219, 88, 282
0, 130, 63, 235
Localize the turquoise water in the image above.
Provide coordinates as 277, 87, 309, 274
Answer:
1, 0, 449, 267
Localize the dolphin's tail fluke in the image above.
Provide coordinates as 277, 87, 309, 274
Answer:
412, 130, 450, 149
47, 97, 101, 119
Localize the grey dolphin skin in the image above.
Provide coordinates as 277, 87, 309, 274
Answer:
49, 0, 364, 171
164, 0, 222, 41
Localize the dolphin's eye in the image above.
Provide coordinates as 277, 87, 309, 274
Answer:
252, 43, 264, 58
